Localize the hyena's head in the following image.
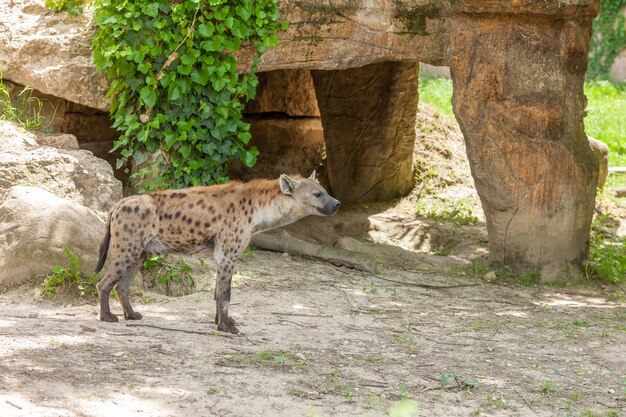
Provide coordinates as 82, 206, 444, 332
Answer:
279, 171, 341, 216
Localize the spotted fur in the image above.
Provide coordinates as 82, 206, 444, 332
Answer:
94, 172, 340, 333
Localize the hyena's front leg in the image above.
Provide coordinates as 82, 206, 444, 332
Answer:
215, 259, 237, 334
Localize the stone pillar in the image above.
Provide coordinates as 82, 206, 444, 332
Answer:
311, 62, 419, 203
448, 7, 600, 280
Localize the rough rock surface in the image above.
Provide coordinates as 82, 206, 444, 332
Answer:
244, 70, 320, 117
0, 121, 122, 217
0, 0, 450, 110
35, 132, 80, 150
312, 61, 419, 202
449, 12, 598, 280
588, 136, 609, 190
229, 118, 324, 181
0, 0, 109, 110
0, 186, 105, 289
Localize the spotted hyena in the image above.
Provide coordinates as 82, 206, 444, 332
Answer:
94, 172, 340, 333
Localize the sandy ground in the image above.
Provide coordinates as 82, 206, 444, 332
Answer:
1, 103, 624, 417
1, 248, 625, 417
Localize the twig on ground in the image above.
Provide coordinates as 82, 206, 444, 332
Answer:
514, 389, 537, 414
359, 380, 388, 388
125, 323, 237, 337
275, 319, 317, 328
370, 272, 480, 289
214, 361, 247, 368
270, 312, 333, 318
5, 400, 22, 410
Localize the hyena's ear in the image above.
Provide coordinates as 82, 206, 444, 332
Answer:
308, 170, 317, 181
279, 174, 298, 195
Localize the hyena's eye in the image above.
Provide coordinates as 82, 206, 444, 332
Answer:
313, 191, 323, 198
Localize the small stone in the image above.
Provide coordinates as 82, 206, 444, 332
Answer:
112, 351, 125, 357
295, 352, 306, 361
483, 271, 497, 281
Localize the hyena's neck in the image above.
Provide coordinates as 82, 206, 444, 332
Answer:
245, 180, 305, 234
252, 194, 306, 234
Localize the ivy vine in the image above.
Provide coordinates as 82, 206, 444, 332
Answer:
588, 0, 626, 80
92, 0, 284, 190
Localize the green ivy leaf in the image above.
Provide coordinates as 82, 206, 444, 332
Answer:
240, 146, 258, 167
93, 0, 285, 190
140, 86, 157, 108
144, 2, 159, 17
190, 69, 209, 86
198, 22, 215, 37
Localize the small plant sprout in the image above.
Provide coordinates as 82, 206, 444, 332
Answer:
440, 372, 480, 392
362, 283, 378, 294
537, 380, 558, 395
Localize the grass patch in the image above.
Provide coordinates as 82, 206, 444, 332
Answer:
0, 73, 49, 131
419, 76, 454, 117
586, 208, 626, 284
39, 246, 100, 298
584, 80, 626, 187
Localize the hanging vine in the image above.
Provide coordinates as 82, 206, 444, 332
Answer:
92, 0, 284, 190
588, 0, 626, 80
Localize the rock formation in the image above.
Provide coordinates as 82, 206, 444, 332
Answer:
448, 2, 600, 280
0, 186, 106, 288
0, 0, 603, 279
0, 122, 122, 288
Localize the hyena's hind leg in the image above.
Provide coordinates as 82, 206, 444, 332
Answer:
97, 268, 121, 322
114, 257, 144, 320
97, 252, 142, 322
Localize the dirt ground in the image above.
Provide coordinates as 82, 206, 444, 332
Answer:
1, 248, 625, 417
1, 103, 625, 417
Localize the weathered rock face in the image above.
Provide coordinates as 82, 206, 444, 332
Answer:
238, 69, 324, 183
0, 0, 604, 277
245, 70, 320, 117
229, 118, 324, 181
0, 0, 110, 110
0, 186, 105, 289
449, 9, 599, 280
588, 136, 609, 190
0, 121, 122, 217
0, 0, 450, 111
312, 62, 419, 202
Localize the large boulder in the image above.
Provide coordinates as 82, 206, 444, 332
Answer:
0, 121, 122, 217
0, 0, 110, 110
0, 186, 105, 289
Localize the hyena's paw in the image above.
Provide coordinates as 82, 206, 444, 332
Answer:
124, 311, 142, 320
215, 314, 235, 326
100, 312, 119, 322
217, 320, 239, 334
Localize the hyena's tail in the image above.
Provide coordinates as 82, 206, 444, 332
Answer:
94, 213, 111, 273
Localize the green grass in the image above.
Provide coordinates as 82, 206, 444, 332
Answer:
419, 77, 454, 117
39, 246, 100, 298
584, 80, 626, 180
419, 76, 626, 183
0, 72, 47, 131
